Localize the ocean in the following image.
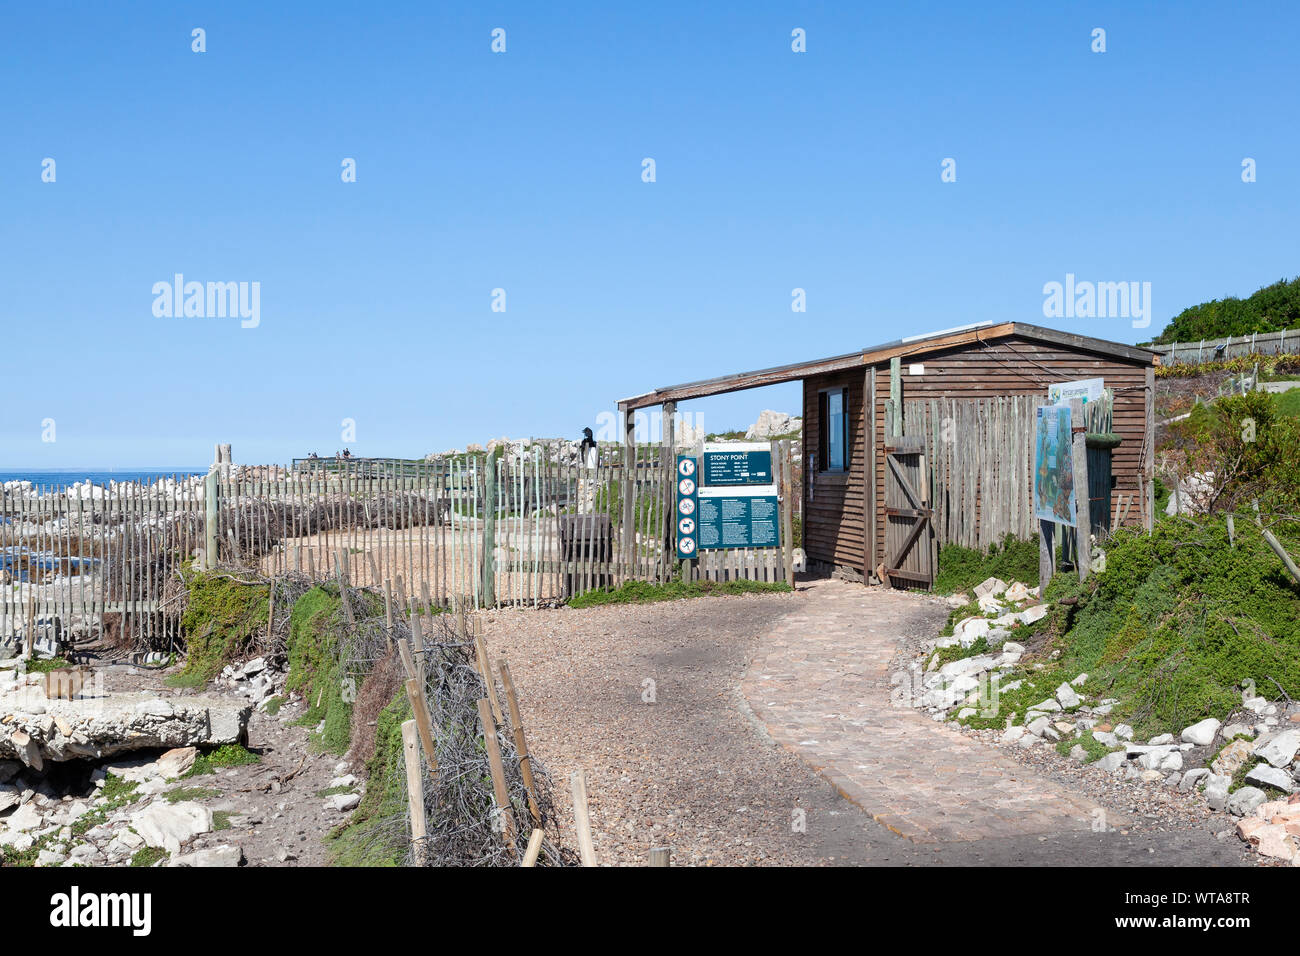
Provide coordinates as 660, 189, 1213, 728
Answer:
0, 469, 205, 489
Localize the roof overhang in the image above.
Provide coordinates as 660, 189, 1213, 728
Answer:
618, 322, 1158, 412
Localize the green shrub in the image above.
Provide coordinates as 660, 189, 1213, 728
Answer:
933, 535, 1040, 595
169, 571, 270, 687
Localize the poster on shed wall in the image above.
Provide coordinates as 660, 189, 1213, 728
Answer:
1033, 405, 1078, 528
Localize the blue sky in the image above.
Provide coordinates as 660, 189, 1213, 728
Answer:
1, 1, 1296, 467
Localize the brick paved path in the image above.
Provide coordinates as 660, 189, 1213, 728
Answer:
743, 578, 1130, 843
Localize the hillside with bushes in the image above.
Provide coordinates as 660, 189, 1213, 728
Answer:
1153, 276, 1300, 344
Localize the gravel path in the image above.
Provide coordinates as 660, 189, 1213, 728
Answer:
482, 579, 1255, 867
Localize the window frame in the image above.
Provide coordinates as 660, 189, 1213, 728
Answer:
817, 386, 851, 474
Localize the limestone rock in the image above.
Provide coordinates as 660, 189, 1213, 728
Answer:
130, 802, 213, 855
1246, 764, 1296, 794
1204, 774, 1231, 811
1253, 730, 1300, 769
1056, 683, 1081, 709
1212, 738, 1256, 777
1226, 787, 1269, 817
1181, 718, 1221, 747
0, 685, 250, 764
328, 792, 361, 812
169, 844, 242, 867
1095, 751, 1126, 772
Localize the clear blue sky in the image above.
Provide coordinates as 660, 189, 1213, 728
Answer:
2, 1, 1295, 467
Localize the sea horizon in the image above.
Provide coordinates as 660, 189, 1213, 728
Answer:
0, 467, 207, 487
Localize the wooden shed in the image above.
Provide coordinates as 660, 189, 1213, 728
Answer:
619, 321, 1158, 588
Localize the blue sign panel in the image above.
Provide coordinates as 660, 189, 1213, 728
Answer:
698, 488, 781, 549
701, 443, 773, 487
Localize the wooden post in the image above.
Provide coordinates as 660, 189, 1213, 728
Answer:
498, 660, 542, 824
335, 551, 355, 624
1226, 514, 1236, 548
403, 677, 439, 774
648, 847, 671, 867
203, 468, 218, 570
1254, 500, 1300, 584
1070, 398, 1090, 581
478, 698, 516, 850
400, 719, 428, 866
482, 457, 497, 607
1144, 365, 1156, 532
780, 440, 795, 587
521, 828, 545, 867
865, 366, 877, 583
570, 769, 598, 867
622, 408, 636, 576
889, 356, 902, 438
474, 624, 504, 725
662, 401, 676, 585
1038, 519, 1055, 595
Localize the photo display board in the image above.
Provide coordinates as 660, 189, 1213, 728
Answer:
1033, 404, 1078, 528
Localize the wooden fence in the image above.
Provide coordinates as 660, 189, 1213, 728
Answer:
1, 441, 798, 652
904, 393, 1117, 551
1149, 326, 1300, 366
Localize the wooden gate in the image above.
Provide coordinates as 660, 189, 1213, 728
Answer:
883, 437, 934, 589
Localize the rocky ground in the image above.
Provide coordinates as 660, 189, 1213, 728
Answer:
0, 656, 364, 867
900, 576, 1300, 866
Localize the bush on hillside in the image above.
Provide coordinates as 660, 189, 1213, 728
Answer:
1167, 391, 1300, 514
1153, 277, 1300, 344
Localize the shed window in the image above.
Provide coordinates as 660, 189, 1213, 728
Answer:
818, 387, 850, 472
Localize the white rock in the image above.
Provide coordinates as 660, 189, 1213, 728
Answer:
129, 802, 213, 855
134, 699, 175, 717
1027, 716, 1053, 738
1179, 768, 1211, 792
329, 774, 359, 790
1204, 773, 1231, 810
328, 792, 361, 812
1056, 683, 1081, 709
1, 801, 44, 834
1004, 582, 1032, 603
1148, 734, 1175, 746
170, 845, 242, 867
1245, 764, 1296, 793
1019, 604, 1049, 625
1114, 724, 1134, 741
1180, 718, 1221, 747
973, 577, 1008, 600
1095, 751, 1126, 772
1226, 786, 1268, 817
1000, 726, 1026, 744
1253, 730, 1300, 768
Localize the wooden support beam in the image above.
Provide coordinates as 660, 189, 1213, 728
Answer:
1070, 398, 1091, 581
